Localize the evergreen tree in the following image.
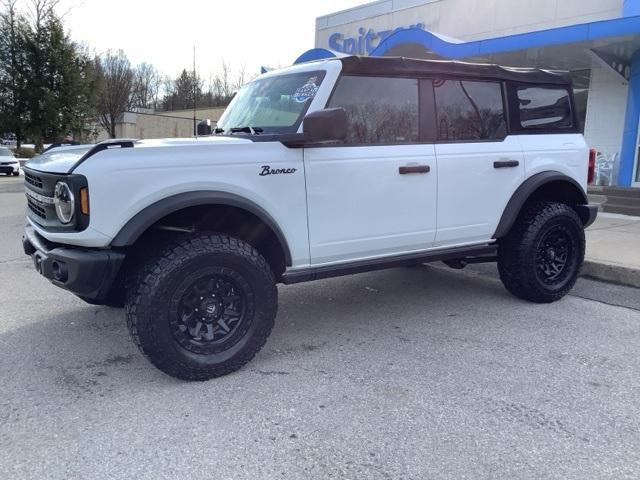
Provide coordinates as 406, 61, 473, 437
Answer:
0, 0, 29, 147
0, 0, 98, 149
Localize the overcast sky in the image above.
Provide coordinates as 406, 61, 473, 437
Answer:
56, 0, 366, 79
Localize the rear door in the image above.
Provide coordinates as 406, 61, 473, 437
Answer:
432, 79, 524, 246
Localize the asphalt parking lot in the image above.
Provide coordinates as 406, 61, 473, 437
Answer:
1, 175, 639, 480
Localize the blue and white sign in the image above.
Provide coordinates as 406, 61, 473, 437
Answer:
293, 76, 320, 103
329, 23, 425, 55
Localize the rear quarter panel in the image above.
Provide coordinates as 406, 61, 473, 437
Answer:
516, 133, 589, 191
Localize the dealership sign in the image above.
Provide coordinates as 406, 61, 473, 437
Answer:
328, 23, 425, 55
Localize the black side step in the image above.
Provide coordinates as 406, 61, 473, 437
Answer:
282, 244, 497, 285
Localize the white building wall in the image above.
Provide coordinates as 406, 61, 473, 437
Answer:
316, 0, 623, 51
583, 59, 629, 184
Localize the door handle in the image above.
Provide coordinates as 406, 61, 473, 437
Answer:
399, 165, 430, 174
493, 160, 520, 169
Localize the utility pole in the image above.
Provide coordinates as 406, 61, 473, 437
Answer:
193, 45, 197, 138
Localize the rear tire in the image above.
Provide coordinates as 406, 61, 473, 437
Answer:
125, 234, 277, 380
497, 201, 584, 303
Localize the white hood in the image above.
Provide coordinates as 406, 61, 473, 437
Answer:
25, 136, 253, 174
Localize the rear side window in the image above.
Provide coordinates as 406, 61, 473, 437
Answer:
517, 86, 573, 129
434, 79, 506, 141
327, 76, 419, 145
433, 80, 507, 141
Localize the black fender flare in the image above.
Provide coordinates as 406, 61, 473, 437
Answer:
110, 191, 292, 266
493, 171, 588, 239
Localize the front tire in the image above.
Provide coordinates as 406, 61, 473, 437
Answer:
497, 202, 585, 303
125, 234, 277, 380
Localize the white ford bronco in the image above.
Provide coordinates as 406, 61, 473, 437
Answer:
22, 56, 598, 380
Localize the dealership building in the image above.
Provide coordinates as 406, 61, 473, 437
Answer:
305, 0, 640, 190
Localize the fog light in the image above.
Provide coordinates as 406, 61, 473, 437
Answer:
52, 261, 68, 282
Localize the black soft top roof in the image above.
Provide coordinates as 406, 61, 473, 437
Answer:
337, 56, 571, 86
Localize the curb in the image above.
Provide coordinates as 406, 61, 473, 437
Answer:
581, 260, 640, 289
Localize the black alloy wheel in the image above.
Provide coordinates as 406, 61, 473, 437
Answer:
125, 234, 278, 380
534, 226, 575, 285
498, 201, 585, 303
171, 271, 250, 355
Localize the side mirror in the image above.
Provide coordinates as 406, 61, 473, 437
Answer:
303, 108, 347, 144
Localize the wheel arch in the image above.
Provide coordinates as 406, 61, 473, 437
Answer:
493, 171, 589, 239
110, 191, 292, 267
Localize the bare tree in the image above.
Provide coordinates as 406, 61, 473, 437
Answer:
97, 49, 133, 138
218, 60, 232, 98
130, 62, 160, 110
157, 61, 257, 111
25, 0, 58, 30
233, 63, 247, 91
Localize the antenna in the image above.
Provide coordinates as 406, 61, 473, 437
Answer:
193, 45, 197, 139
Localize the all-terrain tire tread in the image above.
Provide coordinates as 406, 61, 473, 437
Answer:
497, 201, 585, 304
125, 234, 277, 380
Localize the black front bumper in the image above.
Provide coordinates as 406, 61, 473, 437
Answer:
22, 225, 125, 301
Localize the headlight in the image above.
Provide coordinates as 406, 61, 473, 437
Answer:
54, 181, 75, 224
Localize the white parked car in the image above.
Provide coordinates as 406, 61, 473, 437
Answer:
0, 147, 20, 176
21, 56, 597, 380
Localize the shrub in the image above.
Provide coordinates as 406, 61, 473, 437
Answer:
14, 147, 36, 159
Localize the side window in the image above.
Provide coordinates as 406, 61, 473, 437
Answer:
517, 86, 573, 129
434, 79, 506, 141
327, 76, 419, 145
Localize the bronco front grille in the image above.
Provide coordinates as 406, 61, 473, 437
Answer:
22, 166, 89, 232
25, 172, 43, 189
27, 197, 47, 219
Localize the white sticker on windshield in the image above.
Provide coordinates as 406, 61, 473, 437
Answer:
293, 76, 320, 103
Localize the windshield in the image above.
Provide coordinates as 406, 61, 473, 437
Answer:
216, 70, 326, 134
0, 148, 12, 157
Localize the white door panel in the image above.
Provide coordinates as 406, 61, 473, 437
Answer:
435, 136, 524, 246
305, 145, 437, 264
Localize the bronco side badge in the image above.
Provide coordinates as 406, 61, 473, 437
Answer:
260, 165, 297, 176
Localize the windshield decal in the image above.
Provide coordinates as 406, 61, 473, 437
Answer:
293, 76, 321, 103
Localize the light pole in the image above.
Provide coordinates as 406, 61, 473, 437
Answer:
193, 45, 197, 138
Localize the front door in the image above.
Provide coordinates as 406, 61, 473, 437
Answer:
304, 75, 437, 265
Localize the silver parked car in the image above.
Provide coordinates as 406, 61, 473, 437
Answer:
0, 147, 20, 176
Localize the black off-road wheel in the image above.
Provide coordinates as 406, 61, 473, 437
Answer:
497, 201, 585, 304
125, 234, 277, 380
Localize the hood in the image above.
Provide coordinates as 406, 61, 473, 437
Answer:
135, 136, 252, 149
25, 144, 93, 174
24, 136, 253, 174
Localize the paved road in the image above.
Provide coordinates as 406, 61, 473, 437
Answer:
1, 175, 639, 480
